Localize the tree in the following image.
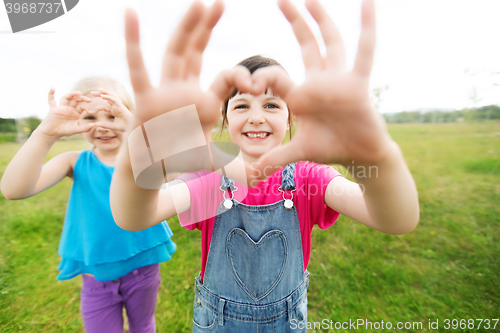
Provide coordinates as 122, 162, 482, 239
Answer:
371, 85, 389, 113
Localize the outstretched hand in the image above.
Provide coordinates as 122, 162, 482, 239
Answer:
124, 0, 259, 186
251, 0, 391, 179
37, 88, 93, 138
125, 0, 253, 139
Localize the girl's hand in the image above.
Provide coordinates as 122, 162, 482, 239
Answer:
251, 0, 390, 178
91, 88, 134, 132
125, 0, 252, 139
37, 88, 94, 139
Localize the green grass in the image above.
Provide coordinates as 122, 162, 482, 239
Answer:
1, 123, 499, 332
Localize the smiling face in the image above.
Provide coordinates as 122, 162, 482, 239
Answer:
78, 96, 124, 158
226, 89, 289, 164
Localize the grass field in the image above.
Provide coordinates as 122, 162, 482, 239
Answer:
0, 122, 499, 332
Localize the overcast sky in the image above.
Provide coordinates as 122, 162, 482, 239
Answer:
1, 0, 499, 119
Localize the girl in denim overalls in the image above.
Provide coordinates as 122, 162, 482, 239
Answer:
176, 56, 346, 332
112, 0, 419, 332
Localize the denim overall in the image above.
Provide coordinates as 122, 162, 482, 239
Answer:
192, 162, 309, 332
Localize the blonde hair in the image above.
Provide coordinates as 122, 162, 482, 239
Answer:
72, 76, 134, 112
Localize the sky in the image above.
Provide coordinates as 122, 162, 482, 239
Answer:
0, 0, 499, 119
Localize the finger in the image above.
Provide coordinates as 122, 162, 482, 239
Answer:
60, 91, 82, 107
253, 140, 305, 181
278, 0, 323, 71
353, 0, 376, 77
74, 123, 95, 134
184, 0, 225, 78
91, 88, 122, 108
100, 93, 121, 107
98, 88, 118, 98
208, 66, 253, 101
80, 95, 92, 103
69, 96, 90, 107
161, 1, 205, 81
92, 105, 112, 113
305, 0, 346, 69
94, 121, 125, 132
251, 66, 296, 101
125, 8, 152, 93
68, 97, 91, 113
48, 88, 57, 108
75, 102, 91, 113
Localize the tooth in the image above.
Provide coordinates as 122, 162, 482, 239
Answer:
247, 133, 267, 138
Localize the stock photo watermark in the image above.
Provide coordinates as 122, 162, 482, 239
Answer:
3, 0, 79, 33
290, 318, 499, 331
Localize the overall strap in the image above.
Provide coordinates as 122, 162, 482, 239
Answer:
220, 174, 236, 191
221, 162, 297, 191
281, 162, 297, 191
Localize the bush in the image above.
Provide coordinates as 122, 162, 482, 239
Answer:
0, 133, 17, 143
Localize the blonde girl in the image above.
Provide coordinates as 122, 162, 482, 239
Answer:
1, 76, 177, 333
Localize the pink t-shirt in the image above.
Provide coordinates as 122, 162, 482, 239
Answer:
178, 161, 343, 281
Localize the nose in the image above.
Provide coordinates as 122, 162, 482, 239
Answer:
248, 107, 265, 124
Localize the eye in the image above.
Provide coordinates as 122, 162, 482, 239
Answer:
84, 116, 95, 120
265, 103, 279, 109
109, 116, 115, 120
234, 104, 248, 110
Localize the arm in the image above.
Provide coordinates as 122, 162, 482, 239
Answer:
110, 138, 189, 231
1, 89, 93, 200
325, 141, 419, 235
251, 0, 419, 234
111, 2, 252, 230
0, 130, 78, 199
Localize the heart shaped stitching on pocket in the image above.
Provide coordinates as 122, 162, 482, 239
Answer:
226, 228, 288, 301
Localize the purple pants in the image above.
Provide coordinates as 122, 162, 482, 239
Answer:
80, 264, 161, 333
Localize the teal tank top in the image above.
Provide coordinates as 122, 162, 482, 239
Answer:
57, 150, 176, 281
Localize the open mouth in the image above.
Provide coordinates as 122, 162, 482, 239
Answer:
96, 136, 116, 142
243, 132, 271, 139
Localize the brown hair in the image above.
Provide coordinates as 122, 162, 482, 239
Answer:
72, 76, 135, 112
218, 55, 293, 140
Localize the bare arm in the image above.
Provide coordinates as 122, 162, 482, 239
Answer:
110, 138, 189, 231
111, 2, 252, 230
1, 89, 92, 200
325, 141, 419, 235
249, 0, 420, 234
1, 130, 77, 199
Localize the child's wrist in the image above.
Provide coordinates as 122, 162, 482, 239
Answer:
352, 140, 403, 182
372, 139, 400, 164
32, 127, 61, 144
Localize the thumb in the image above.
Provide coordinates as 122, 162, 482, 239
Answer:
94, 121, 125, 132
209, 66, 252, 101
48, 88, 57, 108
76, 123, 95, 133
254, 140, 304, 181
251, 66, 295, 99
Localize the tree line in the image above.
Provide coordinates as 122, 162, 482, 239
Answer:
0, 105, 498, 143
383, 105, 500, 123
0, 116, 42, 143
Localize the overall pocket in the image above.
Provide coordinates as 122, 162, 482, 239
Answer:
192, 297, 218, 331
293, 295, 308, 324
227, 228, 288, 301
